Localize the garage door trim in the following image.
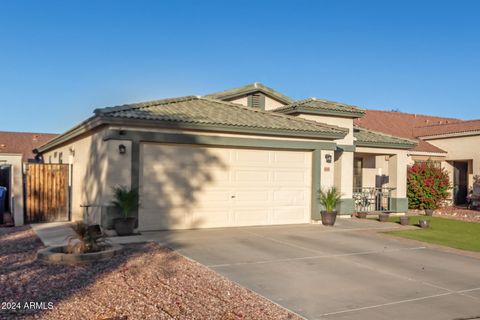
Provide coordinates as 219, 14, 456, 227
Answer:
105, 129, 332, 223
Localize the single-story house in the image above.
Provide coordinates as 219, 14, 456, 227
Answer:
36, 83, 419, 231
0, 131, 58, 225
355, 111, 480, 205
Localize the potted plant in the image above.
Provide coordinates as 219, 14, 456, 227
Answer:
424, 203, 435, 216
111, 186, 139, 236
378, 212, 389, 222
319, 187, 341, 226
399, 216, 410, 225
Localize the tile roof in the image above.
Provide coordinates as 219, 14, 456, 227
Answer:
354, 110, 458, 153
414, 119, 480, 137
96, 96, 348, 138
0, 131, 58, 160
353, 127, 417, 149
204, 82, 294, 104
272, 98, 365, 118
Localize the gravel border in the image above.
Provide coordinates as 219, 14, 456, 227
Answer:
409, 207, 480, 223
0, 226, 300, 320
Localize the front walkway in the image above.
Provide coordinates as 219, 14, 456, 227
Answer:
31, 222, 77, 246
112, 219, 480, 320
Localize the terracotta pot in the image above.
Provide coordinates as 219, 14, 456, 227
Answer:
356, 212, 368, 219
425, 209, 434, 216
320, 211, 337, 226
418, 219, 430, 228
114, 217, 137, 236
378, 213, 389, 222
399, 216, 410, 226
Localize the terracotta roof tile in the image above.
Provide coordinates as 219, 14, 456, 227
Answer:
0, 131, 58, 161
414, 119, 480, 137
353, 110, 459, 153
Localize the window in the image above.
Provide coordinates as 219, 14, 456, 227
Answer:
58, 152, 63, 164
353, 157, 363, 189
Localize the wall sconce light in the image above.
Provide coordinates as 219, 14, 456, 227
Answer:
118, 144, 127, 155
325, 154, 332, 163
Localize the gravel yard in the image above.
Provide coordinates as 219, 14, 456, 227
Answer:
409, 206, 480, 223
0, 226, 299, 320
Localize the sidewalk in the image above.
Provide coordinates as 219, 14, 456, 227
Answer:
31, 222, 77, 246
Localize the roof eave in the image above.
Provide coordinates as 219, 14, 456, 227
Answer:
355, 141, 418, 150
417, 130, 480, 140
101, 117, 348, 140
275, 107, 365, 119
36, 116, 103, 153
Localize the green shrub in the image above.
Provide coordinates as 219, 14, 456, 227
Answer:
407, 161, 451, 209
319, 187, 341, 212
111, 186, 139, 219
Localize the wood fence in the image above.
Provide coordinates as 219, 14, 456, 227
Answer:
25, 163, 70, 223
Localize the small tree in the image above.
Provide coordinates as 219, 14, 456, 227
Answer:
407, 161, 451, 210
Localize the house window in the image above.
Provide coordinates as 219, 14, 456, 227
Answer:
58, 152, 63, 164
353, 157, 363, 189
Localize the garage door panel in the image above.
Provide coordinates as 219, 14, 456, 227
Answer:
273, 189, 308, 204
233, 149, 270, 164
235, 190, 270, 202
233, 209, 269, 225
139, 143, 312, 230
273, 206, 308, 222
235, 170, 270, 184
273, 151, 309, 165
273, 170, 309, 184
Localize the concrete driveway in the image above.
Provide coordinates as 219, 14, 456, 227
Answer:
120, 219, 480, 320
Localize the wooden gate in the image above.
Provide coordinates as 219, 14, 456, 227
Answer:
25, 163, 70, 223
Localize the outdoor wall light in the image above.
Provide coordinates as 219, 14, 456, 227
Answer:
325, 154, 332, 163
118, 144, 127, 155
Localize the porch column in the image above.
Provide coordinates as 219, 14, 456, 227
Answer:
471, 157, 480, 188
442, 161, 454, 205
334, 150, 354, 215
388, 151, 408, 212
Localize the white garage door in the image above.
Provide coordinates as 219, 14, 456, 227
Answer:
139, 143, 312, 230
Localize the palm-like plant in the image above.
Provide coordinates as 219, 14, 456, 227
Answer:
319, 187, 341, 212
111, 186, 139, 219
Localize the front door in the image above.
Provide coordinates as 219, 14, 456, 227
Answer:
453, 161, 468, 205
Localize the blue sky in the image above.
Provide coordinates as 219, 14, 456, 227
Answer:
1, 0, 479, 133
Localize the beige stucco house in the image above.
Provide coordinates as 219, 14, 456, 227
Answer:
355, 111, 480, 206
36, 83, 420, 230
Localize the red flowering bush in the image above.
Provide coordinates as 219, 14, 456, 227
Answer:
407, 161, 451, 209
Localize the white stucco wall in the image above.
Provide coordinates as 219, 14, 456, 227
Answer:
228, 96, 248, 106
297, 114, 354, 145
264, 95, 286, 110
0, 154, 24, 226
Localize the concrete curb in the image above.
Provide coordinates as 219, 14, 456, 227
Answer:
37, 244, 123, 265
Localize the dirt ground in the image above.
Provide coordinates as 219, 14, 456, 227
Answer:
0, 226, 299, 320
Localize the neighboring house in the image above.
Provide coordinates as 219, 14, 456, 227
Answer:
36, 83, 416, 230
0, 131, 58, 225
355, 111, 480, 205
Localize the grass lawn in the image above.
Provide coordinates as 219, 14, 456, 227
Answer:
385, 216, 480, 252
